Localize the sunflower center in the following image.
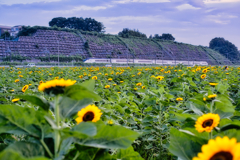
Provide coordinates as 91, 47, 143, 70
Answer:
83, 112, 94, 122
210, 151, 233, 160
202, 119, 213, 128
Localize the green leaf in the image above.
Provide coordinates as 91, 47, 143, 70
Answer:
64, 144, 111, 160
114, 146, 144, 160
216, 82, 229, 94
6, 142, 45, 158
76, 121, 139, 149
64, 85, 101, 101
58, 138, 74, 159
188, 103, 203, 115
0, 105, 51, 138
0, 149, 49, 160
16, 95, 50, 111
79, 79, 95, 91
63, 122, 97, 140
214, 95, 235, 113
220, 124, 240, 131
169, 128, 207, 160
59, 97, 92, 118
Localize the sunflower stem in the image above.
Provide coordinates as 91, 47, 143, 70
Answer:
54, 94, 61, 157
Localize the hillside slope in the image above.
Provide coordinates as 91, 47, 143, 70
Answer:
0, 29, 231, 65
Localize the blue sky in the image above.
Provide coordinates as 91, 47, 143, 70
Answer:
0, 0, 239, 48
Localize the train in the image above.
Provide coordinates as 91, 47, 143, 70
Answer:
83, 58, 208, 66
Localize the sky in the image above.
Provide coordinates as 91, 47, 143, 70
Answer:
0, 0, 239, 49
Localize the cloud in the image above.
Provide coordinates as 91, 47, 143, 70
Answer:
176, 4, 201, 10
43, 5, 113, 13
170, 0, 205, 7
0, 0, 61, 5
204, 0, 240, 4
114, 0, 170, 3
205, 13, 238, 24
98, 15, 171, 25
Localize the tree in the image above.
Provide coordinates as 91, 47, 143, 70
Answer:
0, 31, 10, 39
49, 17, 67, 28
152, 33, 175, 41
49, 17, 105, 33
118, 28, 147, 38
161, 33, 175, 41
209, 37, 239, 61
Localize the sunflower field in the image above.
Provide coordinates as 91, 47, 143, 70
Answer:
0, 65, 240, 160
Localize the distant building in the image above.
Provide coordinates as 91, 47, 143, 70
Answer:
0, 25, 11, 37
11, 25, 23, 37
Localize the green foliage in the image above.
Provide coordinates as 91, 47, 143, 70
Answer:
1, 65, 240, 160
118, 28, 147, 38
209, 37, 239, 61
0, 79, 140, 159
49, 17, 105, 33
151, 33, 175, 41
0, 31, 10, 39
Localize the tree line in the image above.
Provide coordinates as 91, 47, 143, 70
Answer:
49, 17, 105, 33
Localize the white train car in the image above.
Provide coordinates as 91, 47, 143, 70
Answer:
83, 58, 208, 66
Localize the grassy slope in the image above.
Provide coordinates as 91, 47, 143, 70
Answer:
82, 33, 231, 65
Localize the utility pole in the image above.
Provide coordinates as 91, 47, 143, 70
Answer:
162, 51, 163, 66
58, 40, 59, 67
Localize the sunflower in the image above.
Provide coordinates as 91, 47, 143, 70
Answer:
202, 69, 208, 73
92, 76, 97, 80
15, 79, 20, 83
38, 79, 76, 94
19, 75, 23, 78
156, 76, 164, 81
105, 85, 110, 89
209, 83, 218, 86
12, 98, 20, 102
201, 74, 206, 79
134, 88, 138, 90
193, 136, 240, 160
142, 86, 146, 89
22, 85, 29, 92
108, 120, 114, 124
176, 97, 183, 101
39, 80, 43, 84
108, 78, 112, 81
166, 70, 171, 74
75, 104, 102, 124
195, 113, 220, 133
136, 82, 142, 86
208, 94, 217, 99
120, 81, 124, 83
113, 84, 117, 86
79, 75, 83, 79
